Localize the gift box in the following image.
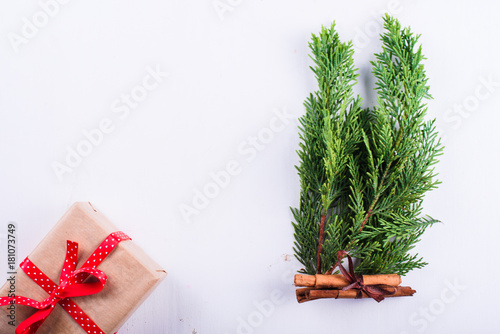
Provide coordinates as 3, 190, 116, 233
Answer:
0, 202, 167, 333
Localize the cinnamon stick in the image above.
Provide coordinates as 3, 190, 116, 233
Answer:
310, 286, 415, 300
296, 288, 313, 304
295, 273, 401, 288
297, 286, 416, 303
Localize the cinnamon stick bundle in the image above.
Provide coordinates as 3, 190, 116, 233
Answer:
296, 286, 416, 303
295, 274, 414, 303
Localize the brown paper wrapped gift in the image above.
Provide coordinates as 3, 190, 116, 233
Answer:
0, 202, 167, 333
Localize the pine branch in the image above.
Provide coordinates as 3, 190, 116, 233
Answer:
292, 23, 362, 275
292, 15, 443, 276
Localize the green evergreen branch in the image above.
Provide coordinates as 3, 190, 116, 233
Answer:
292, 15, 442, 276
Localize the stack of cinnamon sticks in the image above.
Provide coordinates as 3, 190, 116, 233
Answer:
295, 274, 415, 303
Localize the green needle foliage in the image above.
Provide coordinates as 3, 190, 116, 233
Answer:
292, 15, 443, 276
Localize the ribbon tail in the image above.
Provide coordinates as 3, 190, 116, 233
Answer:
365, 292, 385, 303
366, 285, 397, 296
346, 254, 356, 279
16, 305, 55, 334
361, 286, 385, 302
336, 251, 355, 282
363, 285, 397, 303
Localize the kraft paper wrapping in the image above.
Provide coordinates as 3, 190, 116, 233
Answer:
0, 202, 167, 333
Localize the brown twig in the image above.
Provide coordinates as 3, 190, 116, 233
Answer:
316, 214, 326, 274
359, 208, 373, 232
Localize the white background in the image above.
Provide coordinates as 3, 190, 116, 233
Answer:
1, 0, 499, 333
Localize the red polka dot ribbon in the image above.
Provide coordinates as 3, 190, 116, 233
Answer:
0, 231, 131, 334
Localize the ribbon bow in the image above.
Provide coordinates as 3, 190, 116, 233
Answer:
0, 231, 131, 334
335, 250, 396, 302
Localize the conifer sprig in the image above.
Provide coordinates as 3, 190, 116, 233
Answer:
292, 15, 442, 276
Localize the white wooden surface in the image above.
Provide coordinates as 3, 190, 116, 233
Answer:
1, 1, 500, 333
